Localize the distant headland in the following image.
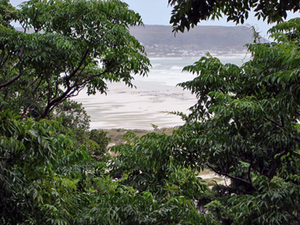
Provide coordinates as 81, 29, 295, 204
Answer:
130, 25, 268, 58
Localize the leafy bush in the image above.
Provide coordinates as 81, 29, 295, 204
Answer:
89, 129, 111, 156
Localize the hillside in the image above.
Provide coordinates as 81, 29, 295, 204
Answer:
130, 25, 265, 57
15, 25, 265, 57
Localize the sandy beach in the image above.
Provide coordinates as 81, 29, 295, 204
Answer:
73, 55, 249, 130
73, 79, 197, 130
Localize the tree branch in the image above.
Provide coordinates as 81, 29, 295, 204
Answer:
0, 70, 25, 89
0, 45, 26, 89
46, 70, 51, 107
0, 52, 9, 68
274, 150, 286, 159
27, 75, 43, 95
39, 50, 91, 118
66, 50, 89, 85
248, 158, 254, 188
264, 116, 284, 127
268, 163, 276, 180
281, 115, 284, 127
18, 46, 25, 57
206, 164, 258, 193
267, 150, 285, 179
75, 69, 109, 86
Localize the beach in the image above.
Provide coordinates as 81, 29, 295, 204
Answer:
73, 55, 249, 130
73, 80, 196, 130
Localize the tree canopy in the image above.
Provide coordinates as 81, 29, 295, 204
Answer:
168, 0, 300, 32
2, 0, 300, 224
178, 18, 300, 223
0, 1, 212, 224
110, 18, 300, 224
0, 0, 150, 119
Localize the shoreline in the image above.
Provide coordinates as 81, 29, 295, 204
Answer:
74, 81, 196, 130
147, 52, 249, 60
74, 55, 248, 130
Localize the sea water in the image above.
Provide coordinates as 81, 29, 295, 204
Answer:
134, 55, 250, 87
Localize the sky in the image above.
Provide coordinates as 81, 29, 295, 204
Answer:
10, 0, 300, 39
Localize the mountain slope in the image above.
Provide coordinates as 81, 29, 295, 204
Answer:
130, 25, 265, 57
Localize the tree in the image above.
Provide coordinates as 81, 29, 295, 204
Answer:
0, 0, 150, 119
171, 18, 300, 223
168, 0, 300, 32
0, 110, 81, 224
0, 0, 17, 28
164, 1, 300, 222
110, 131, 217, 224
1, 1, 219, 224
109, 18, 300, 224
0, 110, 216, 224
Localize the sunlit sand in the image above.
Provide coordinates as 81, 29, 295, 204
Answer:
73, 55, 249, 130
73, 79, 196, 130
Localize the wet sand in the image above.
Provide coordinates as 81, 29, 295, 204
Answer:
73, 79, 197, 130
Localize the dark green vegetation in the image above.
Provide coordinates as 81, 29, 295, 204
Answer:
0, 0, 149, 119
168, 0, 300, 32
104, 127, 175, 145
173, 18, 300, 223
114, 12, 300, 225
0, 0, 210, 224
1, 0, 300, 224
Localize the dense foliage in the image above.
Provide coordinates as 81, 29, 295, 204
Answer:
1, 111, 212, 224
110, 18, 300, 224
168, 0, 300, 32
0, 0, 150, 119
176, 18, 300, 223
2, 0, 300, 224
0, 0, 211, 224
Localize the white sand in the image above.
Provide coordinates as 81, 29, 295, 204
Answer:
73, 79, 197, 130
73, 55, 249, 130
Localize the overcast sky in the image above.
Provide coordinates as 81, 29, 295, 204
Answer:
10, 0, 300, 39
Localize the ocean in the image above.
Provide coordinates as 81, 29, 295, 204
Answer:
73, 55, 250, 130
134, 55, 250, 86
